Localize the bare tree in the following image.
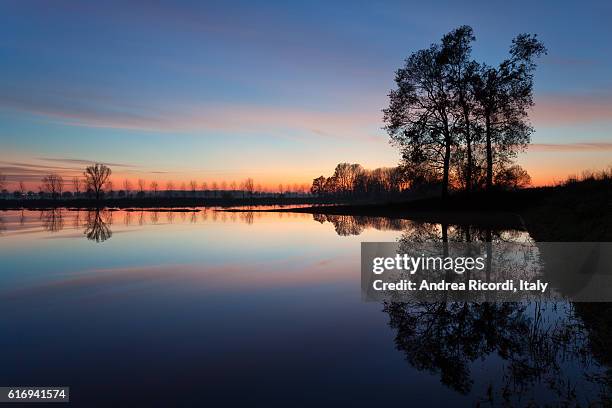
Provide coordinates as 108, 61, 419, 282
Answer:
166, 181, 174, 197
123, 179, 132, 197
244, 178, 254, 197
18, 181, 26, 196
138, 179, 146, 194
201, 181, 208, 191
72, 176, 82, 195
0, 172, 5, 191
84, 163, 112, 200
104, 180, 114, 198
41, 174, 64, 199
150, 181, 159, 196
189, 180, 197, 196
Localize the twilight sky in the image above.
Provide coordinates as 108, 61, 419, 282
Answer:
1, 0, 611, 189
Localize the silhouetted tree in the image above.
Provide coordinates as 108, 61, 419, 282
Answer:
244, 178, 254, 197
473, 34, 546, 190
123, 179, 132, 197
311, 164, 408, 198
443, 26, 480, 193
84, 163, 112, 200
165, 181, 174, 197
150, 181, 159, 196
0, 172, 5, 191
41, 174, 64, 199
104, 180, 114, 198
72, 176, 81, 196
138, 179, 146, 194
494, 164, 531, 189
311, 176, 326, 195
331, 163, 363, 195
384, 27, 544, 197
384, 33, 461, 199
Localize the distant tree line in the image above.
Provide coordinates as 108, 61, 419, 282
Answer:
311, 162, 408, 197
0, 165, 312, 200
383, 26, 546, 199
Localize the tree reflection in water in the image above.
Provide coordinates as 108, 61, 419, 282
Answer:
84, 209, 112, 243
314, 214, 612, 403
383, 223, 612, 405
40, 209, 64, 232
313, 213, 412, 236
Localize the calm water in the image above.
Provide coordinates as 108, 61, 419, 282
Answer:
0, 209, 610, 406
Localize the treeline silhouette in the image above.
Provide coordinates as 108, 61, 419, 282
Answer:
310, 162, 408, 198
383, 26, 546, 199
0, 164, 315, 204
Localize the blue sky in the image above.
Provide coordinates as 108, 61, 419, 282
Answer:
1, 0, 611, 187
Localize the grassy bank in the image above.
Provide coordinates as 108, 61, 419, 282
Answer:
249, 177, 611, 239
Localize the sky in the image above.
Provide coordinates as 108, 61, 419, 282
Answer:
1, 0, 611, 190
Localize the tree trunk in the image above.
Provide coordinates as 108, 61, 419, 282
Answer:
485, 229, 492, 281
463, 106, 473, 193
442, 136, 451, 200
485, 114, 493, 190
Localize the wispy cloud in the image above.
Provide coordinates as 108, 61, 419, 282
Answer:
533, 93, 612, 125
0, 158, 138, 185
529, 142, 612, 152
0, 88, 383, 142
0, 162, 82, 184
38, 157, 137, 168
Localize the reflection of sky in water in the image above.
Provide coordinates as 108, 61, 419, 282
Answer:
0, 210, 608, 406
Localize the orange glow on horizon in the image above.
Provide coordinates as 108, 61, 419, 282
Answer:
2, 148, 610, 192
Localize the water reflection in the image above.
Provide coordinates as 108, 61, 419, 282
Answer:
84, 210, 113, 243
385, 300, 611, 404
0, 208, 610, 406
313, 213, 415, 236
385, 223, 612, 405
40, 209, 65, 232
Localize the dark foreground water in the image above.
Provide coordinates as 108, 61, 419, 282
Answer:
0, 209, 610, 406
